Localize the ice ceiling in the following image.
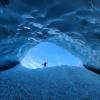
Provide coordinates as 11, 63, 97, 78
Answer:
0, 0, 100, 73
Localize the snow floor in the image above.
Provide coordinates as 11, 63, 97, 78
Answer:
0, 65, 100, 100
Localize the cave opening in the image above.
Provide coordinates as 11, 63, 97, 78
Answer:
21, 42, 83, 69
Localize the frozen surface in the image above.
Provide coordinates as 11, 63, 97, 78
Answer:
0, 65, 100, 99
0, 1, 100, 99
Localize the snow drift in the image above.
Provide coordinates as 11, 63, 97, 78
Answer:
0, 65, 100, 99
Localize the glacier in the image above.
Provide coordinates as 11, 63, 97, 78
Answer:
0, 0, 100, 73
0, 64, 100, 99
0, 0, 100, 99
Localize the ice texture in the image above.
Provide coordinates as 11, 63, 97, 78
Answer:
0, 0, 100, 73
0, 65, 100, 99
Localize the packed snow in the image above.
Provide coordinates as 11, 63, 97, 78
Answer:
0, 65, 100, 100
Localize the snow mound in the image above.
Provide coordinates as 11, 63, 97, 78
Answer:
0, 65, 100, 100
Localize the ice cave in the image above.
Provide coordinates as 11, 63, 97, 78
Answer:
0, 0, 100, 99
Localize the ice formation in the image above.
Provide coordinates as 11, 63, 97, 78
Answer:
0, 1, 100, 99
0, 65, 100, 99
0, 0, 100, 73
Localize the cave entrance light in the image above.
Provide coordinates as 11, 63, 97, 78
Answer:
21, 42, 83, 69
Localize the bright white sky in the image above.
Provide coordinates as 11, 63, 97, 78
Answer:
21, 42, 83, 69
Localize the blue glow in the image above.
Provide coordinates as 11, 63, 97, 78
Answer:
21, 42, 83, 69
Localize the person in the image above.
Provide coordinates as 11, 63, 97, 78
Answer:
42, 61, 48, 68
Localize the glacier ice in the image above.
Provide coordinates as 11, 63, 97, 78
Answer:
0, 0, 100, 99
0, 0, 100, 73
0, 65, 100, 99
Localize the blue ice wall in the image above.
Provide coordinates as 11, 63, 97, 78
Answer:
0, 0, 100, 73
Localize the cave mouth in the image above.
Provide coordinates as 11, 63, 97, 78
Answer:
21, 42, 83, 69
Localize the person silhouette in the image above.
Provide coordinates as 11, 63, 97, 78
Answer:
42, 61, 48, 67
